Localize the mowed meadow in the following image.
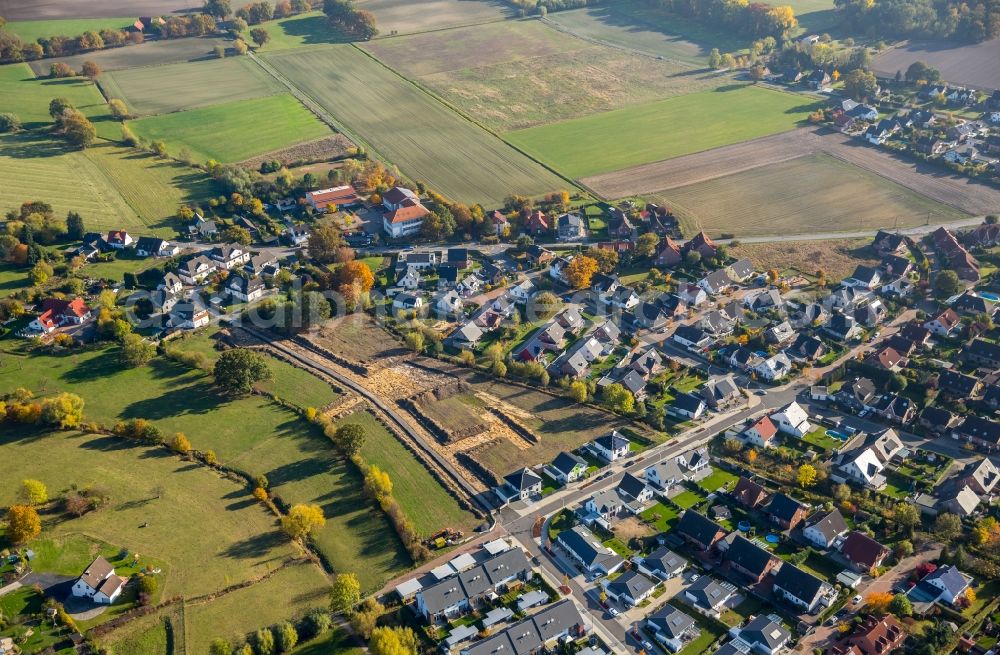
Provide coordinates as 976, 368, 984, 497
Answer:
264, 44, 568, 206
506, 84, 821, 179
653, 153, 969, 237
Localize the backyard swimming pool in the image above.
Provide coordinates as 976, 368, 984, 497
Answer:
980, 291, 1000, 302
765, 534, 780, 544
826, 430, 850, 441
738, 521, 751, 531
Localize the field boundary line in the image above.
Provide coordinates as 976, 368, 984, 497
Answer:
539, 15, 700, 68
349, 44, 585, 197
367, 13, 514, 41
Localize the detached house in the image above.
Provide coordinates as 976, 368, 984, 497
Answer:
382, 186, 430, 238
178, 255, 214, 285
638, 546, 687, 580
742, 416, 778, 449
731, 477, 769, 509
225, 275, 265, 303
803, 508, 848, 548
683, 577, 736, 618
591, 431, 630, 462
26, 297, 91, 334
556, 525, 624, 575
770, 402, 811, 438
71, 557, 124, 604
497, 467, 542, 503
106, 230, 134, 249
772, 563, 828, 613
208, 243, 250, 270
923, 309, 961, 337
840, 531, 889, 572
603, 570, 657, 607
547, 451, 588, 485
646, 604, 699, 652
766, 492, 808, 530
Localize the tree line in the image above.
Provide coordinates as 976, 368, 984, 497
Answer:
642, 0, 799, 40
834, 0, 999, 43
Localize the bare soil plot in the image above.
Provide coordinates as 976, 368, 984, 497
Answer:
420, 42, 731, 131
0, 0, 196, 20
584, 127, 1000, 219
240, 134, 355, 169
729, 238, 880, 281
358, 0, 511, 36
100, 56, 285, 116
27, 35, 232, 76
310, 314, 408, 367
873, 37, 1000, 91
652, 153, 967, 238
419, 393, 489, 436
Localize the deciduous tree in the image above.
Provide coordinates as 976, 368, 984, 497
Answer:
21, 479, 48, 505
80, 60, 101, 80
563, 255, 598, 289
329, 572, 361, 612
333, 423, 366, 457
281, 503, 326, 540
369, 626, 418, 655
797, 463, 817, 488
119, 333, 156, 367
6, 504, 41, 544
214, 348, 273, 394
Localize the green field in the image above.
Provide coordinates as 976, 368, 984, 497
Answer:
653, 153, 968, 238
241, 10, 348, 50
101, 56, 285, 117
264, 45, 568, 205
0, 347, 409, 590
127, 94, 332, 163
0, 133, 143, 231
365, 20, 730, 131
0, 431, 299, 599
5, 17, 136, 43
26, 36, 234, 77
184, 561, 331, 654
0, 263, 28, 298
506, 85, 820, 179
339, 410, 480, 536
0, 62, 115, 134
99, 604, 180, 655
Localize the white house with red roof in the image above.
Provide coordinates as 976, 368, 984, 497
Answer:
23, 297, 91, 335
382, 186, 429, 238
742, 415, 778, 448
106, 230, 134, 249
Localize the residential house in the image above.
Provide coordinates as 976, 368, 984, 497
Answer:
397, 266, 422, 290
765, 321, 796, 345
459, 600, 587, 655
134, 236, 178, 258
939, 485, 980, 517
754, 352, 793, 382
554, 337, 604, 378
637, 547, 687, 580
837, 377, 878, 413
645, 459, 686, 490
547, 451, 588, 485
770, 402, 812, 438
736, 615, 792, 655
671, 392, 707, 420
699, 269, 734, 296
245, 253, 280, 277
700, 310, 735, 337
178, 255, 214, 285
106, 230, 133, 249
446, 322, 484, 350
159, 272, 183, 295
489, 210, 508, 236
724, 535, 778, 584
960, 458, 998, 496
766, 492, 808, 530
557, 213, 586, 241
919, 406, 958, 435
872, 394, 916, 424
686, 231, 718, 260
954, 416, 1000, 450
591, 431, 630, 462
953, 292, 996, 317
435, 289, 464, 317
700, 375, 742, 410
524, 244, 554, 267
168, 301, 210, 330
789, 333, 826, 361
880, 253, 912, 277
509, 278, 536, 304
742, 416, 778, 449
26, 297, 91, 334
656, 237, 684, 267
803, 508, 849, 549
840, 531, 889, 572
497, 467, 542, 503
865, 346, 906, 372
555, 525, 624, 575
727, 258, 755, 283
825, 313, 861, 341
416, 548, 531, 623
772, 563, 828, 613
964, 338, 1000, 368
675, 510, 727, 552
923, 309, 961, 337
457, 274, 482, 297
382, 187, 429, 238
586, 488, 625, 523
732, 477, 769, 509
524, 209, 549, 235
921, 565, 972, 607
673, 325, 711, 350
832, 615, 907, 655
931, 227, 979, 282
603, 570, 657, 607
683, 577, 736, 618
807, 69, 831, 88
610, 285, 641, 311
936, 369, 983, 398
898, 322, 931, 348
225, 275, 265, 303
71, 557, 124, 604
392, 292, 424, 313
549, 256, 572, 284
844, 266, 882, 290
873, 230, 907, 257
678, 447, 710, 475
646, 604, 698, 652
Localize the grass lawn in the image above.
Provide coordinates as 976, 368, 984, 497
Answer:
0, 430, 299, 600
263, 44, 567, 206
883, 472, 915, 499
720, 595, 767, 626
339, 410, 481, 536
184, 561, 331, 655
83, 253, 163, 281
290, 629, 364, 655
101, 56, 285, 117
98, 603, 179, 655
6, 17, 136, 44
0, 587, 71, 654
0, 62, 118, 140
654, 153, 968, 239
672, 489, 705, 510
801, 426, 846, 452
127, 94, 332, 164
0, 263, 28, 298
640, 501, 679, 532
505, 85, 821, 179
675, 605, 726, 655
547, 508, 577, 540
696, 469, 738, 493
801, 552, 842, 582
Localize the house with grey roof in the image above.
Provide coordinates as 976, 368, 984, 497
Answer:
802, 508, 848, 549
701, 375, 742, 410
734, 614, 791, 655
603, 569, 657, 607
772, 563, 830, 613
646, 604, 698, 652
918, 565, 972, 607
591, 431, 630, 462
683, 577, 737, 618
645, 458, 686, 490
637, 546, 687, 580
459, 599, 587, 655
555, 525, 624, 575
496, 467, 542, 505
415, 548, 531, 623
546, 451, 588, 485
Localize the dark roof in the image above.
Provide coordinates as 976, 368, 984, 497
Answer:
741, 615, 791, 650
642, 546, 686, 575
672, 392, 705, 414
647, 604, 696, 639
555, 526, 623, 571
767, 492, 805, 522
675, 511, 725, 548
606, 570, 655, 600
725, 535, 776, 577
957, 416, 1000, 444
840, 531, 889, 569
732, 477, 768, 507
551, 451, 586, 476
773, 563, 825, 605
920, 406, 955, 428
685, 576, 735, 610
805, 509, 848, 543
504, 467, 541, 492
618, 472, 650, 502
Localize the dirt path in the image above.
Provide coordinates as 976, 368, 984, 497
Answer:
581, 126, 1000, 218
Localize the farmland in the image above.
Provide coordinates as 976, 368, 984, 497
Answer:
98, 604, 180, 655
264, 44, 568, 206
728, 238, 881, 281
365, 20, 731, 131
0, 430, 300, 599
100, 57, 285, 117
0, 0, 191, 20
0, 133, 143, 232
359, 0, 510, 36
5, 17, 136, 43
338, 410, 481, 536
127, 94, 333, 163
873, 37, 1000, 91
506, 85, 820, 179
27, 36, 235, 77
241, 10, 348, 50
652, 153, 967, 238
0, 62, 113, 132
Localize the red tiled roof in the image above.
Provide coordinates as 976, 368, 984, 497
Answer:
750, 416, 778, 439
41, 297, 89, 319
107, 230, 129, 243
840, 531, 889, 569
386, 204, 430, 224
306, 185, 359, 207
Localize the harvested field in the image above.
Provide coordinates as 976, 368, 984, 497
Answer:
100, 56, 285, 116
0, 0, 196, 20
127, 93, 332, 163
652, 153, 967, 238
583, 127, 1000, 218
5, 17, 135, 42
728, 238, 880, 281
379, 20, 733, 131
27, 35, 234, 76
240, 134, 355, 169
419, 392, 488, 438
873, 37, 1000, 91
264, 44, 569, 206
506, 85, 820, 179
543, 2, 744, 66
359, 0, 511, 36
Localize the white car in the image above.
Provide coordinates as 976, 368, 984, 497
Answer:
852, 594, 863, 605
609, 607, 620, 617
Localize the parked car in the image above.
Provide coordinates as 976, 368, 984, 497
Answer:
852, 595, 863, 605
609, 607, 620, 617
